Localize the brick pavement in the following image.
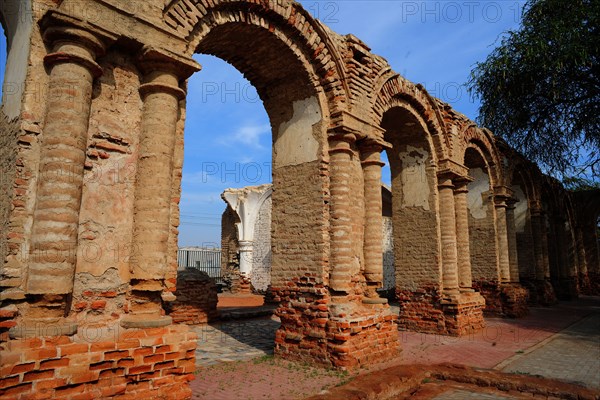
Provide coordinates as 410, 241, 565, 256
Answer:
432, 389, 518, 399
500, 313, 600, 388
190, 296, 600, 399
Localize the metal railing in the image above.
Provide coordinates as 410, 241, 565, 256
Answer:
177, 248, 222, 284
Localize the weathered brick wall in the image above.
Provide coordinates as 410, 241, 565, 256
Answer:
382, 216, 395, 293
513, 184, 536, 280
71, 49, 142, 327
252, 196, 272, 293
0, 325, 197, 399
387, 140, 440, 291
468, 168, 499, 283
0, 112, 19, 283
166, 268, 218, 325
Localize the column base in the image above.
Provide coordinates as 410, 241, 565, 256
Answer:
521, 278, 557, 306
586, 272, 600, 296
473, 280, 529, 318
552, 277, 579, 300
397, 285, 485, 336
165, 268, 219, 325
326, 303, 399, 370
273, 281, 400, 370
0, 323, 197, 399
500, 283, 529, 318
440, 291, 486, 336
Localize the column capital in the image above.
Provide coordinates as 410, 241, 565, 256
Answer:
41, 11, 118, 78
453, 175, 474, 193
328, 131, 357, 156
329, 110, 386, 141
359, 138, 388, 167
137, 46, 201, 80
493, 186, 514, 207
437, 159, 470, 181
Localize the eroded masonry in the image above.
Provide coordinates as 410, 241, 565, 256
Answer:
0, 0, 599, 398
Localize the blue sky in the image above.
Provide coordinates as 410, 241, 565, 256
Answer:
0, 1, 524, 247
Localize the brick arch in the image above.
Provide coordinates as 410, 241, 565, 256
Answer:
373, 75, 449, 161
163, 0, 348, 114
460, 126, 503, 187
507, 160, 541, 207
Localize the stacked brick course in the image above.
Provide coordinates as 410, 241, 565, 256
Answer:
0, 325, 197, 399
166, 269, 218, 325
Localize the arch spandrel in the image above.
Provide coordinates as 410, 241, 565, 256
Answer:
459, 126, 504, 187
373, 75, 449, 163
162, 0, 349, 114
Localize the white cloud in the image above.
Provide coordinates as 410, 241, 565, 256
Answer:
216, 122, 271, 150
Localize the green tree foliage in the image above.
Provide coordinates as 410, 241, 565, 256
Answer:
467, 0, 599, 180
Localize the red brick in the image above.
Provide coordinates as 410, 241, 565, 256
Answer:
55, 384, 86, 396
132, 347, 153, 357
71, 391, 100, 400
101, 383, 127, 397
0, 321, 17, 328
99, 368, 125, 378
143, 354, 164, 364
40, 358, 70, 369
10, 362, 35, 374
44, 336, 71, 346
116, 339, 140, 349
99, 291, 118, 298
59, 343, 89, 356
164, 352, 182, 361
128, 365, 151, 375
153, 376, 175, 386
0, 382, 33, 396
117, 358, 135, 368
0, 375, 20, 389
0, 309, 18, 318
35, 378, 67, 390
153, 361, 175, 370
69, 371, 99, 384
90, 300, 106, 310
90, 361, 114, 370
74, 301, 88, 311
126, 380, 150, 392
90, 341, 115, 352
121, 329, 147, 339
23, 369, 54, 382
104, 350, 129, 360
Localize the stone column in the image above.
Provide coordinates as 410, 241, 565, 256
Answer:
25, 19, 113, 318
438, 175, 460, 296
238, 240, 253, 276
454, 178, 473, 290
329, 133, 357, 294
530, 206, 547, 280
123, 48, 199, 328
506, 198, 520, 282
359, 140, 385, 299
494, 196, 511, 283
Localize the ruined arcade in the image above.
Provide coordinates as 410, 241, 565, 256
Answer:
0, 0, 598, 399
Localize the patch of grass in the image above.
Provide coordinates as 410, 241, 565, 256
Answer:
253, 354, 275, 365
514, 370, 531, 375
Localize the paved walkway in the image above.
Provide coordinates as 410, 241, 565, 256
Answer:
192, 317, 279, 366
432, 389, 518, 399
190, 296, 600, 399
499, 312, 600, 388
